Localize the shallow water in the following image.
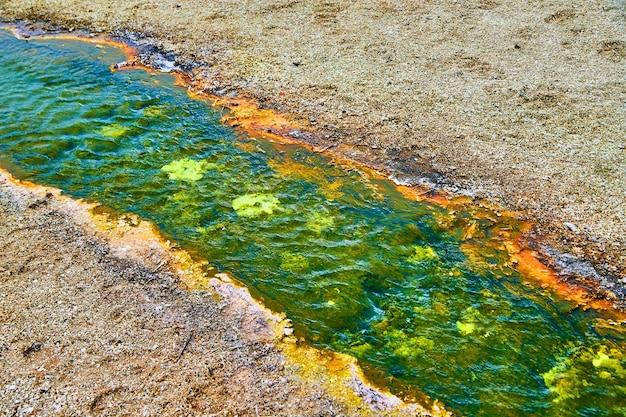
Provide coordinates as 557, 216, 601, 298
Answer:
1, 30, 625, 416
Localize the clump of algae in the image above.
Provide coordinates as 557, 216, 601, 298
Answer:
99, 124, 129, 138
592, 349, 626, 376
161, 158, 213, 182
408, 245, 438, 264
232, 193, 280, 217
305, 211, 335, 233
456, 306, 481, 335
541, 344, 626, 404
280, 252, 309, 271
385, 329, 435, 359
143, 104, 170, 118
456, 321, 476, 335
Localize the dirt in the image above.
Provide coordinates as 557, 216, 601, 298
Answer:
0, 171, 436, 416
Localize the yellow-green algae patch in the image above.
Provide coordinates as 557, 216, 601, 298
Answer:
592, 348, 626, 375
232, 193, 280, 217
143, 104, 170, 118
541, 344, 626, 404
99, 123, 129, 138
280, 252, 309, 271
161, 158, 213, 182
385, 330, 435, 359
305, 211, 335, 233
456, 321, 476, 335
456, 306, 480, 335
407, 245, 438, 264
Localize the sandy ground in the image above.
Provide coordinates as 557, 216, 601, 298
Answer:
0, 171, 438, 416
0, 0, 624, 280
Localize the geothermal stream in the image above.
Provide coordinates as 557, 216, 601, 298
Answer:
1, 29, 625, 416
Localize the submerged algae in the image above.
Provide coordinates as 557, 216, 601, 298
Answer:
161, 158, 215, 182
305, 211, 335, 233
456, 307, 480, 335
385, 330, 435, 359
592, 348, 626, 376
456, 321, 476, 335
280, 252, 309, 271
99, 123, 129, 138
232, 193, 281, 217
541, 344, 626, 406
143, 104, 171, 119
407, 245, 438, 264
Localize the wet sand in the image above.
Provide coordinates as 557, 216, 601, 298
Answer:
1, 0, 624, 281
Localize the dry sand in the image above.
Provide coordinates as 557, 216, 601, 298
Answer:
1, 0, 624, 279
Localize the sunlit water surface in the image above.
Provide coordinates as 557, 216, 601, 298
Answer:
1, 30, 625, 416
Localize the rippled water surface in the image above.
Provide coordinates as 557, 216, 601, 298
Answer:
1, 30, 625, 416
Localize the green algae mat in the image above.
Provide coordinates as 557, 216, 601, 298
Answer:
1, 30, 625, 416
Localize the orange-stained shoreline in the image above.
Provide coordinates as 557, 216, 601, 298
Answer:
3, 24, 623, 317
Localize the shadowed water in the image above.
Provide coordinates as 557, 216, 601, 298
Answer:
1, 30, 625, 416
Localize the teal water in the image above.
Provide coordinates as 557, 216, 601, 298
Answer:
1, 30, 625, 416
